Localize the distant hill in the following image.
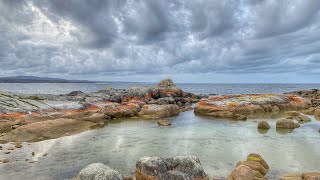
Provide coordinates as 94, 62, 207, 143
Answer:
0, 76, 95, 83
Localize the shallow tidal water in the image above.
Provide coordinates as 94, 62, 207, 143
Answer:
0, 110, 319, 180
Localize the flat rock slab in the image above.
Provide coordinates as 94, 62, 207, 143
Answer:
195, 94, 310, 119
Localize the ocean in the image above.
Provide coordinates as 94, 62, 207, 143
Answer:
0, 82, 320, 95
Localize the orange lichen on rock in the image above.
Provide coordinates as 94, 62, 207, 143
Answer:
0, 112, 27, 120
288, 95, 302, 103
159, 90, 177, 97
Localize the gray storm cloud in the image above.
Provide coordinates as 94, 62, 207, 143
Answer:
0, 0, 320, 81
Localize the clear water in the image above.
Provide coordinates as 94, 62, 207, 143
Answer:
0, 83, 320, 95
0, 110, 319, 180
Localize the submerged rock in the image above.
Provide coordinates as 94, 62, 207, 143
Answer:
135, 156, 209, 180
157, 120, 172, 126
77, 163, 123, 180
194, 94, 310, 119
257, 120, 270, 129
294, 114, 311, 123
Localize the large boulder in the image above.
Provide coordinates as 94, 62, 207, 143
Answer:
138, 104, 180, 119
152, 79, 183, 98
77, 163, 123, 180
228, 153, 269, 180
135, 156, 209, 180
194, 94, 310, 119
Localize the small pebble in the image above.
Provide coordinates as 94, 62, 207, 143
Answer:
31, 152, 35, 156
42, 153, 47, 157
8, 146, 14, 150
4, 151, 10, 154
2, 159, 9, 163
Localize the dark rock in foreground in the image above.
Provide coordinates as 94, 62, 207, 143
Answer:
135, 156, 209, 180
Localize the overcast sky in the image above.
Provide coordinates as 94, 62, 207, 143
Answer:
1, 0, 320, 83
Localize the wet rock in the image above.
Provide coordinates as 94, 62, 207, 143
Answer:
276, 119, 297, 129
294, 114, 311, 123
284, 111, 300, 117
15, 142, 22, 148
138, 104, 180, 119
2, 158, 9, 163
77, 163, 123, 180
302, 172, 320, 179
257, 120, 270, 129
157, 120, 172, 126
135, 156, 209, 180
195, 94, 310, 119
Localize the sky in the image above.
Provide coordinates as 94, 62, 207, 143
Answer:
0, 0, 320, 83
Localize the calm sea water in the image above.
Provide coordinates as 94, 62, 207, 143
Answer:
0, 83, 320, 95
0, 83, 320, 179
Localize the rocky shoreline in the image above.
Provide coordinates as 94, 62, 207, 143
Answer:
1, 80, 320, 179
0, 79, 205, 143
75, 154, 319, 180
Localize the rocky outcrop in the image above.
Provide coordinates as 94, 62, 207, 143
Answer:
257, 120, 270, 129
135, 156, 209, 180
0, 79, 203, 142
77, 163, 123, 180
195, 94, 310, 119
285, 89, 320, 107
228, 153, 269, 180
152, 79, 183, 98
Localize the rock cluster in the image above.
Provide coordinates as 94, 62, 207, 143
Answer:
228, 153, 269, 180
135, 156, 209, 180
285, 89, 320, 107
0, 79, 204, 142
194, 94, 310, 119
